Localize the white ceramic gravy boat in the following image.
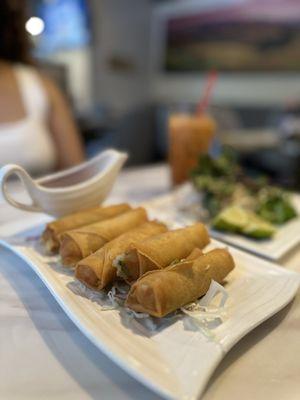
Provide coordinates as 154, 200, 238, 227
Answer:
0, 149, 127, 217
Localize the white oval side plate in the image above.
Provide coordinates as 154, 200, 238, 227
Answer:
0, 221, 299, 400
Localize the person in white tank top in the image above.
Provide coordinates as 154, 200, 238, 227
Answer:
0, 1, 85, 175
0, 64, 57, 174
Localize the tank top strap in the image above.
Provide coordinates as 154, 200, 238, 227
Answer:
13, 64, 49, 120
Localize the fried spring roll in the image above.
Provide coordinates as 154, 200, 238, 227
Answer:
60, 208, 148, 266
126, 248, 235, 317
42, 203, 131, 253
75, 221, 168, 290
117, 223, 210, 283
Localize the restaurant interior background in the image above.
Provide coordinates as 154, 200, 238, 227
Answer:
27, 0, 300, 188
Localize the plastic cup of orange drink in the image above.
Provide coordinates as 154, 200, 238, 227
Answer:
168, 111, 216, 185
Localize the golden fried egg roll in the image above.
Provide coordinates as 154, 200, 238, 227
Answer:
75, 221, 168, 290
42, 203, 131, 253
126, 248, 235, 317
60, 208, 148, 266
118, 223, 210, 283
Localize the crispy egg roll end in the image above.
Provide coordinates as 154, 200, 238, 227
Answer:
201, 224, 210, 247
75, 264, 100, 289
60, 236, 83, 266
126, 282, 162, 317
42, 227, 59, 253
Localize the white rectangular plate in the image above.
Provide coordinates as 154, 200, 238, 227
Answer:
146, 184, 300, 261
0, 220, 299, 400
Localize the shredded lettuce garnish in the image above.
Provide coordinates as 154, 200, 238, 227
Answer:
122, 308, 180, 332
107, 282, 129, 307
67, 280, 130, 311
182, 281, 227, 310
170, 258, 180, 266
67, 280, 115, 310
181, 280, 228, 321
180, 280, 229, 338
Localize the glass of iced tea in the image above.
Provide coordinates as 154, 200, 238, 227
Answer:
168, 111, 216, 185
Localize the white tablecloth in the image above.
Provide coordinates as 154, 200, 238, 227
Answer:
1, 164, 300, 400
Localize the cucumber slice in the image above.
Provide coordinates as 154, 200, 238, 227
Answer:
242, 218, 276, 239
213, 206, 249, 232
213, 206, 276, 239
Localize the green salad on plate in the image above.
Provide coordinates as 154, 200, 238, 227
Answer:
191, 149, 297, 239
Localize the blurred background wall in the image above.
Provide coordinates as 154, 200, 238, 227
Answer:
90, 0, 152, 114
30, 0, 300, 109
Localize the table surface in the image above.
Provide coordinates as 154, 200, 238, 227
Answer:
1, 164, 300, 400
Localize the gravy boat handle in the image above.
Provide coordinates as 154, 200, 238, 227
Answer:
0, 164, 42, 212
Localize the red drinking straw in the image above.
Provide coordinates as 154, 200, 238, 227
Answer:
196, 70, 218, 114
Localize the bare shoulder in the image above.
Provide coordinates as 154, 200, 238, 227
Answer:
36, 69, 78, 132
37, 71, 71, 111
38, 72, 63, 101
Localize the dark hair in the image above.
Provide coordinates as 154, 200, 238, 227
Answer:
0, 0, 32, 64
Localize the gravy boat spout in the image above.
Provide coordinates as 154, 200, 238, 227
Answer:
0, 149, 128, 217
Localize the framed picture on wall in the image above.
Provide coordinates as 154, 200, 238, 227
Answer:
161, 0, 300, 72
150, 0, 300, 105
